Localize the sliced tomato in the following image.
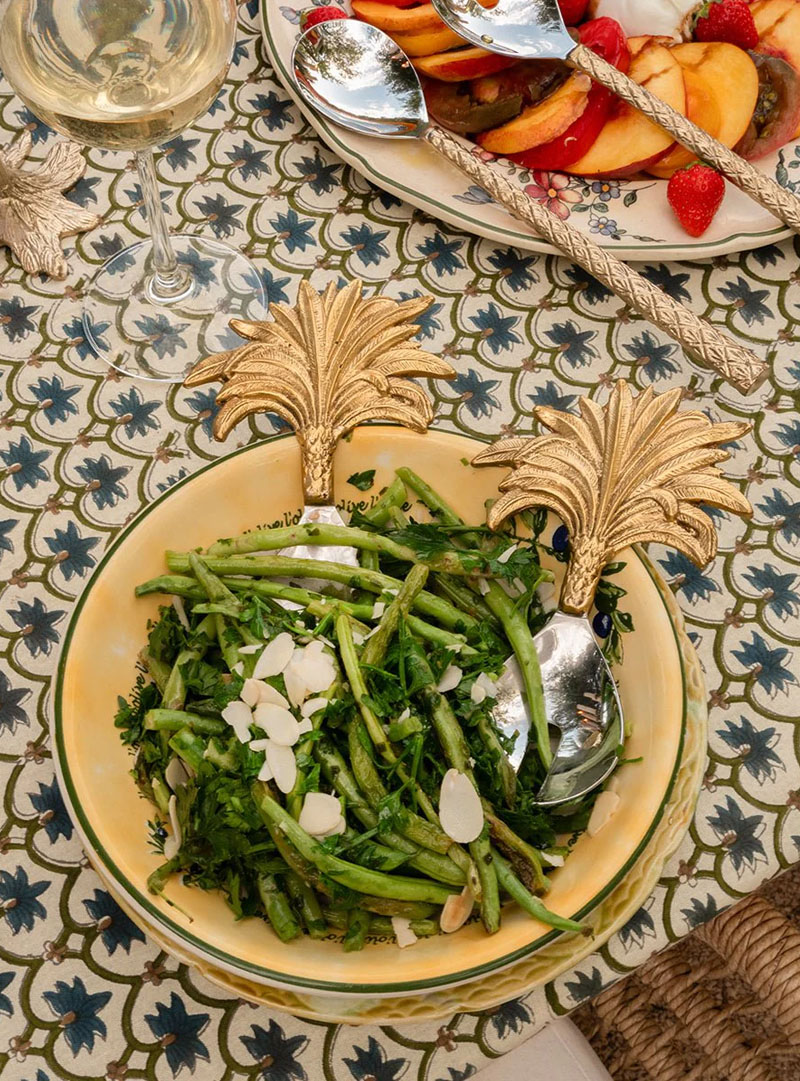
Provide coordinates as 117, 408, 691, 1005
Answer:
577, 17, 630, 74
507, 19, 630, 170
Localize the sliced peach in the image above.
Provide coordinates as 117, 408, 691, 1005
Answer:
752, 0, 800, 136
388, 24, 467, 56
413, 46, 517, 82
352, 0, 444, 34
475, 72, 591, 153
568, 37, 686, 178
648, 42, 758, 177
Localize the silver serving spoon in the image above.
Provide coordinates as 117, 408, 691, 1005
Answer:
290, 20, 765, 395
432, 0, 800, 235
493, 600, 622, 806
475, 381, 752, 805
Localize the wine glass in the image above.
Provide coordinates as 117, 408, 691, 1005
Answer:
0, 0, 267, 381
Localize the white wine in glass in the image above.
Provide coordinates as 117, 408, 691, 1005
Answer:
0, 0, 267, 381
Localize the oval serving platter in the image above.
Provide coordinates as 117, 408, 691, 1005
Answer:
54, 427, 688, 999
261, 0, 797, 261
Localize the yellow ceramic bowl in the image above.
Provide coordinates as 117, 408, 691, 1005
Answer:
54, 428, 688, 999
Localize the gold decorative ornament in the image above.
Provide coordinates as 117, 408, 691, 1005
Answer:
184, 279, 455, 502
0, 132, 101, 279
473, 380, 752, 613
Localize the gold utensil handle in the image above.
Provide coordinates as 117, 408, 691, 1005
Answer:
422, 125, 768, 394
570, 43, 800, 235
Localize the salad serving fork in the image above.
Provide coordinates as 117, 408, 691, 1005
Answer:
291, 19, 768, 395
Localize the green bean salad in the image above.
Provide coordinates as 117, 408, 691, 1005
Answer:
116, 468, 631, 950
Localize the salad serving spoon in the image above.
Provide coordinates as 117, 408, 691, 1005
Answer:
291, 19, 766, 395
432, 0, 800, 236
475, 381, 752, 804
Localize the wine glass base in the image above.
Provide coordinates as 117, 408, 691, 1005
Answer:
83, 235, 267, 382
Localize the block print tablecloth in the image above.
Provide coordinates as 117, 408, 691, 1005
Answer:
1, 4, 799, 1079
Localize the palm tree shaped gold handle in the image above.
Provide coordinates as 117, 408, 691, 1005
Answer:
473, 381, 753, 613
184, 280, 455, 503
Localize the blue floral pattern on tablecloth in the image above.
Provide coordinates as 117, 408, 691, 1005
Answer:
1, 3, 799, 1079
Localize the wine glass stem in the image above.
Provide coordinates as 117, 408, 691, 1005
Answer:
135, 148, 191, 302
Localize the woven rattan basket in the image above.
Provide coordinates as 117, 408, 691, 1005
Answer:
573, 866, 800, 1081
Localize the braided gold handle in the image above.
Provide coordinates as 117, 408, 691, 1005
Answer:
423, 125, 768, 393
570, 43, 800, 234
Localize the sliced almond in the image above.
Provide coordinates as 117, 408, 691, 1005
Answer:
232, 660, 244, 676
301, 697, 328, 718
257, 682, 290, 708
471, 672, 498, 704
439, 769, 483, 844
437, 665, 462, 693
440, 886, 474, 933
257, 757, 273, 782
541, 850, 565, 867
297, 718, 313, 736
253, 631, 294, 680
352, 629, 366, 646
372, 600, 386, 619
587, 790, 620, 837
163, 793, 182, 859
391, 916, 418, 948
222, 699, 253, 743
496, 543, 518, 564
283, 664, 308, 709
477, 578, 490, 596
295, 650, 336, 695
164, 756, 189, 792
238, 643, 263, 654
172, 595, 190, 630
253, 703, 301, 746
298, 791, 343, 837
265, 741, 297, 794
240, 678, 265, 708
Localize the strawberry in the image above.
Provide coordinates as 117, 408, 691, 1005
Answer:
667, 162, 726, 236
300, 5, 348, 30
557, 0, 590, 25
693, 0, 758, 50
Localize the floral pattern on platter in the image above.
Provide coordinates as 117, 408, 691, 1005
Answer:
0, 2, 798, 1079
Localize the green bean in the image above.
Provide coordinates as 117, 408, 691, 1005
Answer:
485, 809, 548, 894
253, 784, 456, 904
361, 476, 407, 527
257, 873, 301, 942
343, 907, 370, 952
478, 714, 517, 808
483, 585, 551, 767
201, 522, 475, 575
188, 551, 237, 605
162, 648, 200, 710
150, 774, 171, 814
361, 563, 429, 668
314, 739, 465, 886
412, 650, 500, 932
347, 720, 453, 856
168, 727, 207, 770
139, 650, 171, 694
285, 872, 327, 939
336, 615, 440, 827
164, 553, 476, 633
145, 709, 225, 736
396, 467, 551, 767
135, 575, 203, 600
323, 909, 438, 938
493, 852, 586, 935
